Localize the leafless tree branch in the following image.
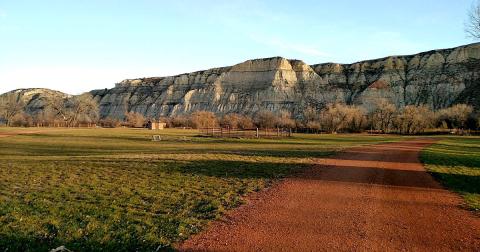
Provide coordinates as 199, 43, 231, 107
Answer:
466, 0, 480, 39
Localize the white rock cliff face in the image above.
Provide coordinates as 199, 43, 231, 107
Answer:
90, 43, 480, 119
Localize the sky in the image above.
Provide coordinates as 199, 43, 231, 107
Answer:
0, 0, 478, 94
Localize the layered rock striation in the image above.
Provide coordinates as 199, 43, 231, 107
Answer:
91, 43, 480, 119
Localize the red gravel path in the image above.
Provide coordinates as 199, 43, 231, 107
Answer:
178, 139, 480, 251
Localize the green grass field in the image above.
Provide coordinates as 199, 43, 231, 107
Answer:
0, 128, 402, 251
421, 137, 480, 212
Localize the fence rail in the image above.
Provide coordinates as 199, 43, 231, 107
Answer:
199, 127, 292, 138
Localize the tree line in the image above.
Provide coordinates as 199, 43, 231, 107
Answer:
93, 101, 480, 135
0, 92, 479, 134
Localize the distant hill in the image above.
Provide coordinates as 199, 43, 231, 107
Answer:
0, 88, 69, 114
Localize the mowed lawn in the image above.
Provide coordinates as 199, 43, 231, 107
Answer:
0, 128, 401, 251
421, 137, 480, 212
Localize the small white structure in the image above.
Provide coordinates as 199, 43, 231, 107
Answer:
147, 121, 166, 130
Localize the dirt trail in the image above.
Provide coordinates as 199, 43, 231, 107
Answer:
179, 139, 480, 251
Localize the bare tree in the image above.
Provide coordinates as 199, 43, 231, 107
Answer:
170, 115, 194, 128
237, 114, 254, 129
32, 107, 56, 127
347, 106, 367, 132
276, 110, 296, 129
0, 93, 25, 126
47, 93, 99, 127
369, 99, 397, 133
320, 104, 346, 133
301, 106, 320, 129
10, 112, 33, 127
125, 111, 146, 128
46, 96, 69, 124
394, 105, 434, 134
437, 104, 473, 130
254, 110, 278, 129
191, 111, 218, 129
306, 121, 321, 132
221, 113, 254, 129
99, 117, 122, 128
221, 113, 242, 129
466, 0, 480, 39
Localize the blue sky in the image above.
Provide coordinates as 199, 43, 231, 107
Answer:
0, 0, 477, 94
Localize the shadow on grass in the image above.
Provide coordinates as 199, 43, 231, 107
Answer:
218, 149, 335, 158
0, 234, 176, 252
428, 171, 480, 194
422, 152, 480, 169
171, 159, 307, 179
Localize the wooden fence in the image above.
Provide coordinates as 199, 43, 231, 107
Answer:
199, 127, 292, 138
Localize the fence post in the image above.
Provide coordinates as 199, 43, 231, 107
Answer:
277, 127, 280, 137
256, 128, 259, 138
